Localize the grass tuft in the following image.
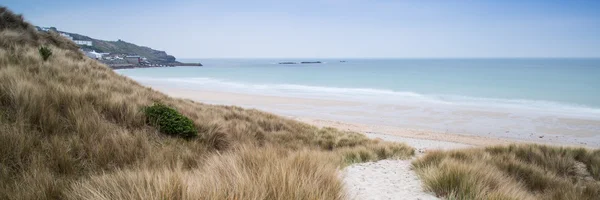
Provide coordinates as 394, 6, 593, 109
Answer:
39, 46, 51, 61
145, 103, 198, 138
414, 144, 600, 200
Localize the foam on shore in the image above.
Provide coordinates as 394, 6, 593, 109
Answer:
130, 76, 600, 119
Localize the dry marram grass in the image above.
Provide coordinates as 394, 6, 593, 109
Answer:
413, 144, 600, 200
0, 7, 413, 200
67, 145, 346, 200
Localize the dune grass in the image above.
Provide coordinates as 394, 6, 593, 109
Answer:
66, 145, 346, 200
413, 144, 600, 200
0, 7, 413, 200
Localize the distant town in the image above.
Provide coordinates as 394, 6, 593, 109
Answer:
37, 27, 201, 69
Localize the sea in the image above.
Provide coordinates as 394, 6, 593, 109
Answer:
117, 58, 600, 146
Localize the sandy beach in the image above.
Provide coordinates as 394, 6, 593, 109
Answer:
157, 86, 599, 148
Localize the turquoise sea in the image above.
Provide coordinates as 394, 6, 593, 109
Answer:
117, 58, 600, 146
118, 58, 600, 118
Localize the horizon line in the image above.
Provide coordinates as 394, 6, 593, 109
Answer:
178, 57, 600, 60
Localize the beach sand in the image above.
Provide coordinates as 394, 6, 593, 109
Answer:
159, 87, 599, 148
340, 132, 472, 200
343, 159, 439, 200
155, 87, 598, 200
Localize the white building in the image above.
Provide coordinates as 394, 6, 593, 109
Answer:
125, 56, 141, 64
74, 40, 93, 46
84, 51, 103, 59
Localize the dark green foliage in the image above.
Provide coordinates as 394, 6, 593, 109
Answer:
144, 103, 197, 138
39, 46, 52, 61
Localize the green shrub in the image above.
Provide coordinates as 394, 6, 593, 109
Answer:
144, 103, 197, 138
39, 46, 52, 61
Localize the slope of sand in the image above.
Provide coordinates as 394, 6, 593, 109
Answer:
155, 87, 599, 148
344, 159, 439, 200
297, 118, 509, 147
302, 118, 475, 199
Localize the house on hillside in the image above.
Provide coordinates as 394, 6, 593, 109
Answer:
125, 56, 141, 64
84, 51, 108, 60
74, 40, 93, 46
37, 27, 57, 32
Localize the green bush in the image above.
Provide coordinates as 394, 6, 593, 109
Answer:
39, 46, 52, 61
144, 103, 197, 138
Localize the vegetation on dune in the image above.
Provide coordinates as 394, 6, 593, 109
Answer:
38, 46, 52, 61
144, 103, 198, 138
413, 144, 600, 200
0, 7, 413, 200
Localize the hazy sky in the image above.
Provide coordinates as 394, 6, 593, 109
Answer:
4, 0, 600, 58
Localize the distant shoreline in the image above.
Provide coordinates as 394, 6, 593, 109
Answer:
110, 62, 202, 70
278, 61, 323, 64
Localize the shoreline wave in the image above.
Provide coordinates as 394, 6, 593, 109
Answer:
130, 76, 600, 118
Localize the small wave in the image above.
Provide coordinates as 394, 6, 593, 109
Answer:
130, 76, 600, 117
435, 95, 600, 116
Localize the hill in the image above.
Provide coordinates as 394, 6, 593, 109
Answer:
36, 26, 180, 65
0, 7, 411, 200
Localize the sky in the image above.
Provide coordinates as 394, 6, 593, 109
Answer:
3, 0, 600, 58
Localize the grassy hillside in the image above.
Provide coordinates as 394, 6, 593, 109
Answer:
413, 144, 600, 200
0, 7, 412, 200
37, 26, 178, 64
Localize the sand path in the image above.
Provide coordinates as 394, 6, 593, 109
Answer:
341, 131, 474, 200
343, 159, 438, 200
